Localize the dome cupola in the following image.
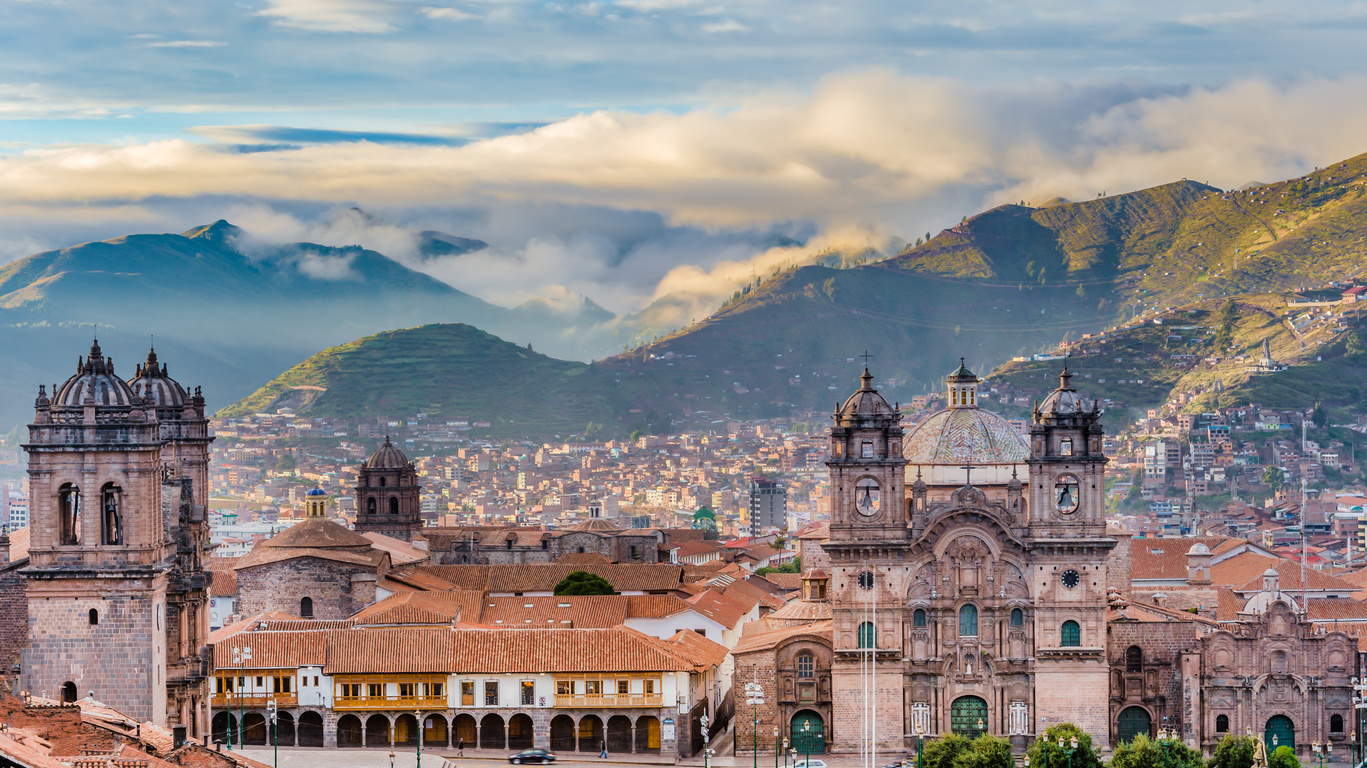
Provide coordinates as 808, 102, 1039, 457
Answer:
365, 436, 412, 469
128, 347, 188, 410
53, 339, 136, 408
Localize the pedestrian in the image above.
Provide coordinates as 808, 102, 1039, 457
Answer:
600, 739, 607, 759
457, 736, 464, 757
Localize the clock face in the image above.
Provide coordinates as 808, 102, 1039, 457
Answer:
1061, 569, 1080, 589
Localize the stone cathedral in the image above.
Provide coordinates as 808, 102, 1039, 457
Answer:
824, 362, 1114, 750
20, 341, 213, 736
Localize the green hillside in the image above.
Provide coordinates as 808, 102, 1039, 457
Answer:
221, 324, 626, 438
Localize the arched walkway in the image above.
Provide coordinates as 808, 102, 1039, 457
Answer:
298, 712, 324, 747
424, 714, 449, 747
607, 716, 633, 753
635, 716, 660, 754
454, 714, 477, 748
211, 712, 237, 745
508, 714, 534, 750
950, 696, 988, 737
480, 713, 506, 750
790, 711, 824, 755
551, 715, 576, 753
274, 711, 296, 746
365, 714, 391, 746
1266, 715, 1295, 753
578, 715, 604, 753
1117, 707, 1151, 744
243, 712, 267, 745
394, 713, 419, 746
337, 714, 363, 748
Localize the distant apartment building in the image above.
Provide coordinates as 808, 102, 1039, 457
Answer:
747, 476, 786, 533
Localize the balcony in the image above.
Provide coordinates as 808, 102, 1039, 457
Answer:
555, 693, 663, 709
334, 695, 448, 711
211, 694, 297, 709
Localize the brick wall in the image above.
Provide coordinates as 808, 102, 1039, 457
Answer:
1107, 533, 1132, 598
236, 557, 372, 620
0, 560, 29, 673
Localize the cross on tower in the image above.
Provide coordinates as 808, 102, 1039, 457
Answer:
959, 460, 975, 488
858, 350, 874, 367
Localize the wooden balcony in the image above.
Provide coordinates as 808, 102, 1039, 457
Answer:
555, 693, 663, 709
211, 694, 297, 709
334, 695, 448, 711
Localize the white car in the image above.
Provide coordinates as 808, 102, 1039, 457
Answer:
794, 761, 828, 768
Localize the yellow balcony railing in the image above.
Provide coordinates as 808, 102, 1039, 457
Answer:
555, 693, 663, 709
334, 694, 448, 711
211, 694, 297, 709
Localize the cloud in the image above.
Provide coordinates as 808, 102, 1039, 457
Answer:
419, 6, 474, 20
701, 19, 745, 33
192, 125, 464, 146
144, 40, 227, 48
256, 0, 398, 32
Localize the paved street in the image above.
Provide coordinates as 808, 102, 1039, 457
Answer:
234, 747, 874, 768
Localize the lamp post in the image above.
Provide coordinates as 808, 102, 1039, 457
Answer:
266, 699, 277, 768
745, 682, 765, 768
701, 714, 711, 768
231, 645, 251, 751
1158, 728, 1176, 768
1353, 676, 1367, 768
774, 727, 780, 768
783, 737, 790, 768
389, 749, 395, 768
416, 710, 423, 768
915, 722, 925, 768
1058, 735, 1078, 768
803, 721, 811, 768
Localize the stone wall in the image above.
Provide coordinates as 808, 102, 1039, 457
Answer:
0, 560, 29, 674
236, 558, 371, 620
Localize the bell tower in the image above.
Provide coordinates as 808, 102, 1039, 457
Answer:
826, 368, 907, 542
1025, 365, 1115, 746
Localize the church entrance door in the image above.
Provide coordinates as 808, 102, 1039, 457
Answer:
1265, 715, 1295, 753
950, 696, 988, 737
790, 711, 825, 755
1116, 707, 1151, 744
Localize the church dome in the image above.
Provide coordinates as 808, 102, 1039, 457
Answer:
837, 368, 896, 419
903, 360, 1028, 466
306, 487, 327, 497
366, 437, 411, 469
128, 348, 188, 409
54, 340, 136, 408
1038, 366, 1088, 416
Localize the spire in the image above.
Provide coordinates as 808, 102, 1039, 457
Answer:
1058, 362, 1074, 390
860, 367, 874, 391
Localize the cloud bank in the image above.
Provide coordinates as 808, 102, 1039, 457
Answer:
3, 71, 1367, 317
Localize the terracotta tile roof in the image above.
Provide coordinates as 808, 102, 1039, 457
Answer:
1216, 588, 1244, 621
212, 625, 333, 669
762, 573, 803, 591
732, 620, 833, 654
1338, 567, 1367, 588
662, 629, 729, 670
360, 533, 429, 565
479, 529, 554, 547
794, 522, 829, 541
415, 563, 687, 594
351, 591, 481, 626
1214, 552, 1362, 594
625, 595, 691, 619
209, 569, 238, 597
478, 595, 629, 628
0, 729, 70, 768
765, 600, 833, 623
1307, 599, 1367, 621
236, 546, 387, 571
207, 611, 302, 644
674, 541, 726, 559
1130, 536, 1229, 581
719, 577, 785, 611
448, 627, 704, 673
382, 566, 459, 592
260, 518, 373, 549
555, 553, 613, 565
1107, 596, 1215, 626
685, 589, 749, 628
324, 627, 455, 674
7, 526, 29, 563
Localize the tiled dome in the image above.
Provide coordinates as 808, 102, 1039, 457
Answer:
837, 369, 896, 419
1038, 366, 1087, 416
54, 340, 136, 408
365, 436, 411, 469
903, 406, 1029, 464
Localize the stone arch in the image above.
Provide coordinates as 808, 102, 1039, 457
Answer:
211, 712, 237, 745
61, 681, 77, 703
389, 497, 400, 515
607, 715, 633, 753
242, 712, 268, 745
508, 713, 534, 749
635, 715, 660, 753
300, 596, 314, 618
454, 714, 477, 747
365, 714, 391, 746
424, 714, 449, 746
298, 711, 324, 747
394, 713, 419, 745
551, 714, 576, 752
578, 714, 604, 752
1116, 706, 1152, 744
100, 482, 122, 545
58, 483, 80, 545
336, 714, 363, 747
275, 711, 296, 746
480, 713, 506, 750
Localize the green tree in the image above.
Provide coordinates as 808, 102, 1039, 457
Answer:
1025, 723, 1103, 768
1215, 299, 1239, 350
953, 734, 1013, 768
1110, 734, 1202, 768
1208, 734, 1258, 768
922, 733, 973, 768
553, 571, 617, 596
1268, 745, 1300, 768
1311, 402, 1327, 429
1261, 465, 1285, 492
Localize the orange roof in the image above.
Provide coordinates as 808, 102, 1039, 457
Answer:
1130, 536, 1229, 581
686, 589, 750, 628
352, 591, 480, 626
1213, 552, 1362, 594
415, 563, 687, 594
662, 629, 729, 670
732, 621, 833, 654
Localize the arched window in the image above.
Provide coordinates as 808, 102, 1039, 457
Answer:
797, 654, 814, 679
379, 476, 387, 487
1010, 608, 1023, 627
58, 484, 81, 545
1332, 714, 1344, 733
61, 682, 77, 703
857, 622, 875, 649
1126, 645, 1142, 672
389, 497, 399, 515
913, 609, 927, 627
1216, 715, 1229, 733
300, 597, 314, 618
1061, 620, 1081, 647
100, 483, 122, 546
367, 498, 377, 514
959, 605, 978, 637
88, 608, 99, 625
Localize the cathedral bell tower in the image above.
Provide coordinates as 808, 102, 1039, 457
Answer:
1025, 365, 1115, 746
826, 368, 907, 543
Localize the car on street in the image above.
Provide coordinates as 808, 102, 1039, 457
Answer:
794, 760, 828, 768
510, 748, 556, 764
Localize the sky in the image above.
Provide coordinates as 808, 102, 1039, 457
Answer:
4, 0, 1367, 317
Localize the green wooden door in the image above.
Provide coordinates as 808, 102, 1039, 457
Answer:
1265, 715, 1295, 753
1116, 707, 1151, 744
791, 711, 825, 755
950, 697, 988, 737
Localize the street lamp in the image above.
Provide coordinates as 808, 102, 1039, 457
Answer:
745, 682, 765, 768
915, 721, 926, 768
1058, 735, 1078, 768
266, 699, 278, 768
803, 720, 811, 768
230, 645, 252, 751
1311, 742, 1331, 768
389, 749, 395, 768
783, 737, 790, 768
701, 715, 711, 768
416, 710, 423, 768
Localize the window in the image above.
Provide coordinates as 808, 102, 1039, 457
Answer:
58, 484, 80, 545
861, 440, 874, 458
1061, 620, 1081, 647
313, 676, 319, 687
484, 681, 499, 706
431, 682, 444, 698
400, 683, 416, 698
61, 682, 77, 704
1126, 645, 1142, 673
300, 597, 313, 618
256, 676, 264, 688
389, 497, 400, 515
797, 654, 814, 679
379, 476, 387, 487
1332, 714, 1344, 733
959, 605, 978, 637
273, 676, 292, 694
341, 683, 361, 698
100, 483, 123, 545
367, 497, 376, 514
1216, 715, 1229, 733
462, 681, 476, 705
857, 621, 875, 649
1010, 608, 1023, 627
522, 681, 535, 705
368, 683, 383, 698
556, 680, 573, 696
913, 609, 926, 627
617, 680, 629, 695
585, 680, 602, 696
644, 679, 657, 695
217, 676, 234, 693
89, 608, 99, 626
